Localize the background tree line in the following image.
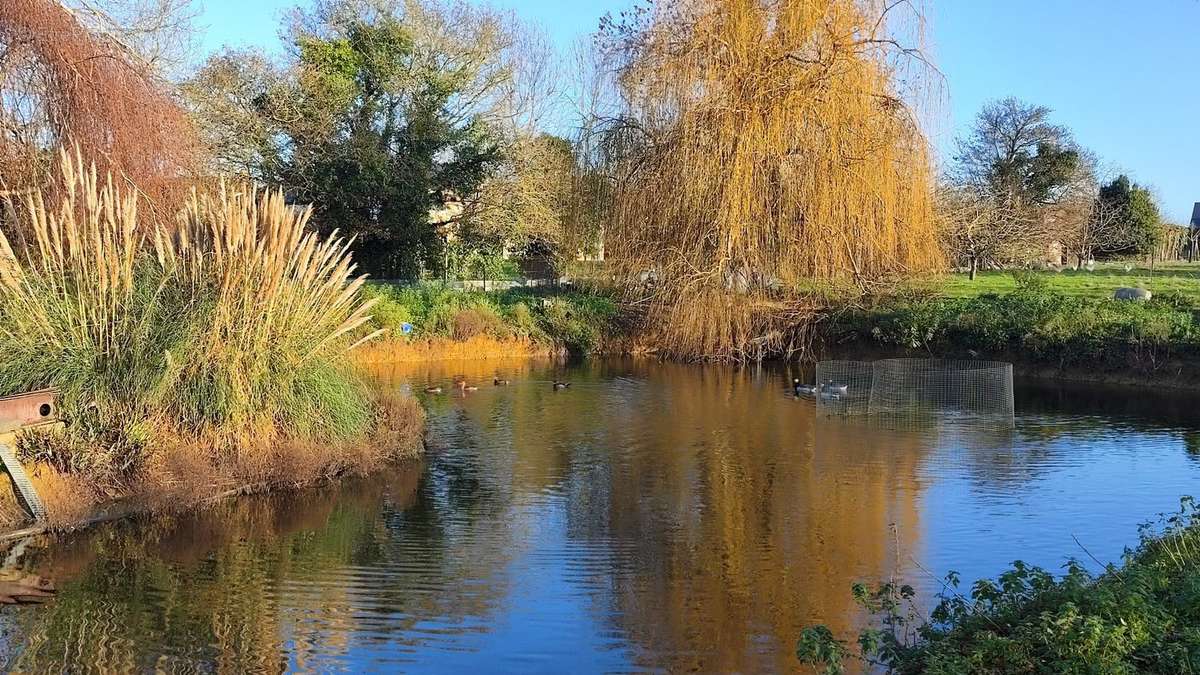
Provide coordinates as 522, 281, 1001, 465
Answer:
184, 0, 599, 280
1, 0, 602, 281
942, 97, 1169, 279
0, 1, 1177, 288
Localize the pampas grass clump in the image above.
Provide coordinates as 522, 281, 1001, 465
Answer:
0, 150, 382, 459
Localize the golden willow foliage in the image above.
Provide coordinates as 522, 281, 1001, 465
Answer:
0, 150, 380, 444
599, 0, 941, 360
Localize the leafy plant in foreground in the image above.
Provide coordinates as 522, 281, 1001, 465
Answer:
798, 498, 1200, 674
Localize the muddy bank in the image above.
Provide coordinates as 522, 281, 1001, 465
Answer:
0, 393, 426, 539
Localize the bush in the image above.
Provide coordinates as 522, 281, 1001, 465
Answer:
798, 498, 1200, 674
360, 283, 621, 353
450, 306, 509, 340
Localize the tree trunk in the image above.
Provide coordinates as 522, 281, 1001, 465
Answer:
968, 256, 978, 280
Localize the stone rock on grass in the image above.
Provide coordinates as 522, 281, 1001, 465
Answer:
1114, 287, 1152, 302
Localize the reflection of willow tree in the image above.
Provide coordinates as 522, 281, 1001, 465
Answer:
419, 359, 938, 671
1, 464, 521, 672
558, 362, 933, 672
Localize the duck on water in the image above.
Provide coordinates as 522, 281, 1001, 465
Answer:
793, 379, 848, 399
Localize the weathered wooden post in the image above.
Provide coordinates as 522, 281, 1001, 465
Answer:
0, 389, 58, 522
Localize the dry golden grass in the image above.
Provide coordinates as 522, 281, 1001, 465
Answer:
354, 335, 561, 363
0, 476, 31, 530
25, 466, 100, 529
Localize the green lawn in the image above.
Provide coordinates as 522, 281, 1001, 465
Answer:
906, 262, 1200, 302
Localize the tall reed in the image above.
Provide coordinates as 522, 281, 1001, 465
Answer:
0, 150, 381, 451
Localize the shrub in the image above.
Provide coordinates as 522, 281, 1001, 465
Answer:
799, 498, 1200, 674
360, 287, 413, 337
506, 302, 542, 339
450, 306, 508, 340
851, 282, 1200, 370
358, 283, 621, 352
0, 154, 381, 458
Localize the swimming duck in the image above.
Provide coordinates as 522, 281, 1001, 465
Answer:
793, 378, 818, 396
451, 377, 478, 392
494, 377, 510, 386
553, 380, 571, 390
820, 381, 849, 396
423, 385, 443, 394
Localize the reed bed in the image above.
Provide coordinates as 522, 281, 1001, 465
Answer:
0, 151, 397, 505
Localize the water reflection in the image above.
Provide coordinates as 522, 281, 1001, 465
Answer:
1, 360, 1199, 672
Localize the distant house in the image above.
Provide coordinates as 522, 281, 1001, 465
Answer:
1186, 203, 1200, 262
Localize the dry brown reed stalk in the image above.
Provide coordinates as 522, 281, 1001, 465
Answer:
597, 0, 943, 360
0, 0, 199, 216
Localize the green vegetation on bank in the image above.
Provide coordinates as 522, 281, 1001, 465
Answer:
911, 263, 1200, 302
837, 270, 1200, 371
798, 498, 1200, 674
360, 283, 622, 354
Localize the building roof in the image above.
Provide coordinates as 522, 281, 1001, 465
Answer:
1192, 202, 1200, 228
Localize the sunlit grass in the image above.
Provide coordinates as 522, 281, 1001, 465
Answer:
907, 262, 1200, 303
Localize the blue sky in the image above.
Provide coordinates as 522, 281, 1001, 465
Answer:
196, 0, 1199, 222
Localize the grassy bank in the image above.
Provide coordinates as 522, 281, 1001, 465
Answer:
356, 283, 624, 358
829, 271, 1200, 379
0, 156, 423, 530
798, 498, 1200, 673
909, 263, 1200, 301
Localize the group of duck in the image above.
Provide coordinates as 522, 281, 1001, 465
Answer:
423, 377, 571, 394
793, 379, 849, 400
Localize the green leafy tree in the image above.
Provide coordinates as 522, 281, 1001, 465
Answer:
187, 0, 516, 279
1097, 175, 1163, 255
954, 98, 1082, 208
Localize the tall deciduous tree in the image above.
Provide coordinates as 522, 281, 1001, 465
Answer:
0, 0, 199, 205
594, 0, 941, 360
954, 98, 1081, 209
187, 0, 521, 279
947, 97, 1105, 272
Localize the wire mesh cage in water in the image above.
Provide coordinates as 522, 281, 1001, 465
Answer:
813, 360, 874, 416
814, 358, 1014, 427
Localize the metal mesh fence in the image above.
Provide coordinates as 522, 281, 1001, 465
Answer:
814, 358, 1014, 426
813, 360, 874, 416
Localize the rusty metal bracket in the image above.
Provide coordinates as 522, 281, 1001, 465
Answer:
0, 390, 58, 523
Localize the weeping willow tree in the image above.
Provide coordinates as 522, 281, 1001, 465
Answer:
595, 0, 942, 360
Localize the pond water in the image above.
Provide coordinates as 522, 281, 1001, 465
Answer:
2, 358, 1200, 672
